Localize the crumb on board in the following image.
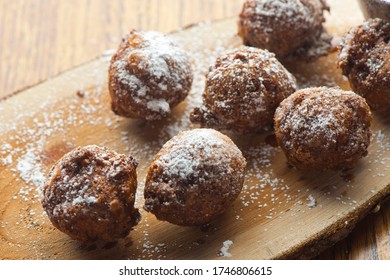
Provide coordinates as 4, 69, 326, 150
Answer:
306, 195, 317, 208
76, 90, 85, 98
219, 240, 233, 258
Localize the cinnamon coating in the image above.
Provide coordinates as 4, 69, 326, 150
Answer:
109, 30, 193, 120
274, 87, 372, 170
42, 145, 140, 242
338, 18, 390, 115
144, 129, 246, 226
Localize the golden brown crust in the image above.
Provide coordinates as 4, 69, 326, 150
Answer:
144, 129, 246, 226
338, 18, 390, 115
108, 30, 193, 120
190, 46, 297, 134
274, 87, 372, 170
238, 0, 331, 61
42, 145, 140, 242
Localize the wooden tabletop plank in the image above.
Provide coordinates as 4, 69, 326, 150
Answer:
0, 0, 244, 98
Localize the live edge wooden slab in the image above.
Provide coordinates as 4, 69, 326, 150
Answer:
0, 0, 389, 260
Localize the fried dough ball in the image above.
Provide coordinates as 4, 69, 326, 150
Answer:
274, 87, 372, 170
238, 0, 332, 61
190, 47, 297, 134
144, 129, 246, 226
109, 30, 193, 120
338, 18, 390, 115
42, 145, 140, 242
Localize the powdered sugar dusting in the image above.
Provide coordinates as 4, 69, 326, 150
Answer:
338, 30, 355, 61
307, 195, 317, 208
339, 18, 389, 86
16, 148, 46, 195
277, 87, 368, 151
366, 56, 384, 73
146, 99, 170, 113
219, 240, 233, 257
72, 196, 97, 206
239, 0, 331, 60
191, 46, 297, 133
112, 30, 193, 118
156, 129, 228, 180
252, 0, 315, 27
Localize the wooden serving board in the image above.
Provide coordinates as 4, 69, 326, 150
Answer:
0, 0, 389, 260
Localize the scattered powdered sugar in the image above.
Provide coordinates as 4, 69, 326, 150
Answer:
366, 56, 384, 73
290, 108, 337, 144
60, 173, 96, 208
306, 195, 317, 208
112, 30, 192, 109
252, 0, 315, 28
339, 18, 389, 81
160, 148, 201, 179
16, 148, 46, 190
240, 0, 331, 61
219, 240, 233, 257
156, 129, 228, 180
208, 46, 296, 100
1, 154, 12, 165
0, 80, 111, 241
136, 33, 171, 79
71, 195, 97, 206
277, 88, 366, 151
146, 99, 170, 113
67, 176, 97, 207
338, 30, 355, 61
192, 46, 296, 133
114, 66, 146, 96
376, 130, 389, 149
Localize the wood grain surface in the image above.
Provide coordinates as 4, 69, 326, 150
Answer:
0, 0, 389, 260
